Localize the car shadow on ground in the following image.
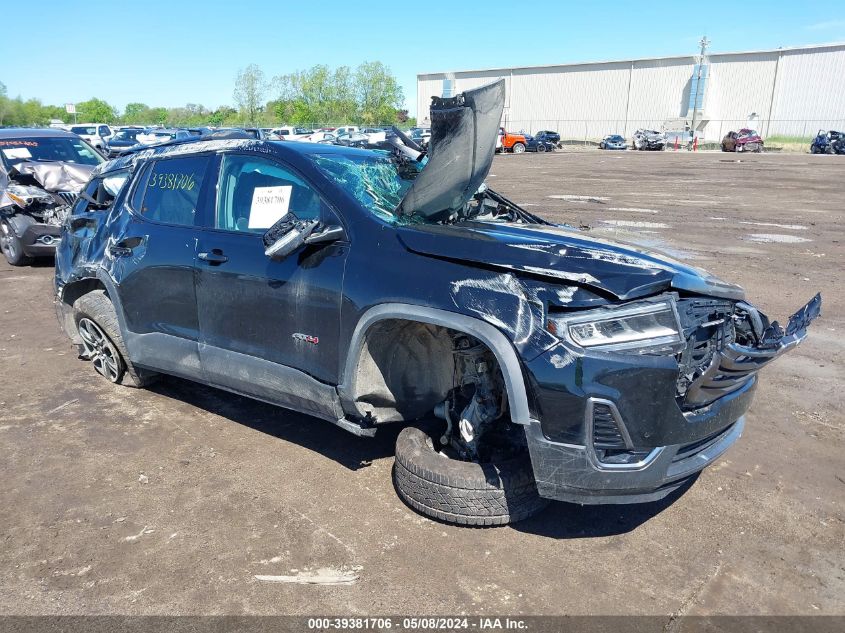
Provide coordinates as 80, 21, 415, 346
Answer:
148, 376, 694, 538
513, 475, 698, 539
147, 376, 412, 471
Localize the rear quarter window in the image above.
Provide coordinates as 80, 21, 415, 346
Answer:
131, 155, 210, 226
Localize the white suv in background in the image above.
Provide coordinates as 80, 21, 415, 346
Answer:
67, 124, 114, 151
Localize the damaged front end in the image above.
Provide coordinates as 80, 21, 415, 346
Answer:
1, 161, 93, 263
521, 289, 822, 504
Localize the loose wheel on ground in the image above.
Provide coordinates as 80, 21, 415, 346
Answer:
393, 425, 548, 526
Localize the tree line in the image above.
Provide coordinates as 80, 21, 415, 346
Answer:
0, 61, 411, 128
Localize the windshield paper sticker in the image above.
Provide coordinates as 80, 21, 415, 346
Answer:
249, 185, 292, 229
2, 147, 32, 159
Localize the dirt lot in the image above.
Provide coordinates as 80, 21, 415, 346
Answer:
1, 150, 842, 618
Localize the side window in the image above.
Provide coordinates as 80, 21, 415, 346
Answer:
99, 126, 110, 137
135, 155, 210, 226
72, 171, 130, 215
215, 154, 328, 233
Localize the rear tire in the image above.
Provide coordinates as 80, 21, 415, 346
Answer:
0, 221, 33, 266
73, 290, 159, 388
537, 144, 547, 153
393, 426, 548, 526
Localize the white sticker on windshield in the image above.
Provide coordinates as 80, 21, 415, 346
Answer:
249, 185, 292, 229
2, 147, 31, 159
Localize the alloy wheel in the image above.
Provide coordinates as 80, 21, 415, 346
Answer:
77, 317, 123, 382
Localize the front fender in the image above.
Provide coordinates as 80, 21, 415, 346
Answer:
337, 303, 533, 425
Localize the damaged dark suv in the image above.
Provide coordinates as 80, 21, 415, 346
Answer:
54, 81, 821, 526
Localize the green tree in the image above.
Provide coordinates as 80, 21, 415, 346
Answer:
123, 102, 150, 124
0, 80, 9, 125
76, 97, 117, 123
355, 61, 404, 125
233, 64, 267, 126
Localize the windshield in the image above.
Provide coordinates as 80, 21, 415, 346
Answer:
113, 130, 140, 141
0, 137, 104, 167
310, 151, 422, 222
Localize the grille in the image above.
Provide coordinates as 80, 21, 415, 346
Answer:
674, 298, 752, 407
684, 344, 762, 405
592, 403, 627, 450
57, 191, 78, 206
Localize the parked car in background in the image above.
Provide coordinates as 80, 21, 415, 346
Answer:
0, 127, 103, 265
68, 124, 114, 151
105, 128, 144, 158
133, 128, 193, 149
408, 127, 432, 148
524, 133, 556, 152
498, 127, 527, 153
304, 131, 338, 143
534, 130, 561, 147
187, 127, 213, 137
810, 130, 844, 154
599, 134, 628, 150
721, 129, 763, 153
333, 126, 359, 137
334, 132, 370, 148
272, 127, 315, 141
53, 80, 821, 527
632, 129, 667, 151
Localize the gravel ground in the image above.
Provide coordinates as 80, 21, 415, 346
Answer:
0, 149, 842, 618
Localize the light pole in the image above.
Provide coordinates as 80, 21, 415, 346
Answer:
689, 35, 710, 148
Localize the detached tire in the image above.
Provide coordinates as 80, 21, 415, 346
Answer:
393, 426, 548, 526
73, 290, 158, 388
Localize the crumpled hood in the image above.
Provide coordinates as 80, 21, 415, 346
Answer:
11, 161, 94, 193
398, 79, 504, 220
396, 221, 745, 301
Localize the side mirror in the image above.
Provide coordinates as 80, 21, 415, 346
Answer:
305, 224, 345, 245
263, 214, 346, 260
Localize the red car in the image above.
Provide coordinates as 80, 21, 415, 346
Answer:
722, 128, 764, 153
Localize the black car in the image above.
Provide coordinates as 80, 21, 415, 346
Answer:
105, 128, 145, 158
524, 133, 557, 153
54, 81, 820, 526
534, 130, 560, 145
0, 128, 103, 265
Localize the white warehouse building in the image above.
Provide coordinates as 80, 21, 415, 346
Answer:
416, 43, 845, 142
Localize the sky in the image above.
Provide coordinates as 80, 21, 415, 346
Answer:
2, 0, 844, 118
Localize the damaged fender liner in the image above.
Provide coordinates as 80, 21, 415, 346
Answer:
338, 303, 533, 426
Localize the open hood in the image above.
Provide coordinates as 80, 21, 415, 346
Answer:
398, 79, 505, 220
396, 221, 745, 302
11, 161, 94, 193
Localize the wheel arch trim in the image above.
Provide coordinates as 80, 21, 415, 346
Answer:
337, 303, 532, 425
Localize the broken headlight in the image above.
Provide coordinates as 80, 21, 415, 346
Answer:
548, 300, 684, 353
6, 184, 53, 209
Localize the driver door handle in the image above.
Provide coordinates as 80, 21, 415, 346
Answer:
198, 250, 228, 265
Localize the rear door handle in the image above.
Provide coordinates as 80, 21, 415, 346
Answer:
198, 250, 228, 265
108, 237, 143, 258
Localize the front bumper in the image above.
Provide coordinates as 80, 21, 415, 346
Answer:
21, 224, 61, 257
520, 293, 820, 504
525, 413, 744, 504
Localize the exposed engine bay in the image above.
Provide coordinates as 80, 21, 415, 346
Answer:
1, 161, 91, 227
